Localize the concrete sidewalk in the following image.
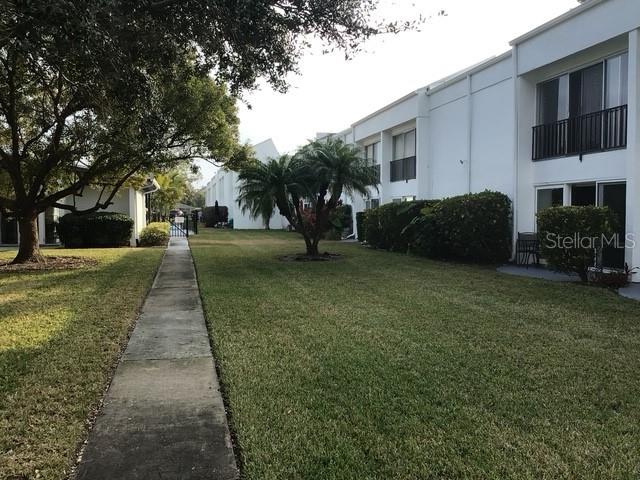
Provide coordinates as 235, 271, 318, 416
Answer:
76, 238, 238, 479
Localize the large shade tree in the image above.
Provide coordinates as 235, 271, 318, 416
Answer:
1, 0, 413, 263
238, 138, 378, 256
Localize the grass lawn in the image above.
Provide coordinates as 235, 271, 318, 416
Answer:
0, 247, 163, 479
191, 229, 640, 480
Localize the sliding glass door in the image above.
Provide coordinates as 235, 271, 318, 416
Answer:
599, 183, 626, 269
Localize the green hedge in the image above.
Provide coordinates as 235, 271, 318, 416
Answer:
537, 206, 619, 282
140, 222, 170, 247
58, 212, 133, 248
411, 191, 512, 263
364, 201, 437, 252
202, 205, 229, 227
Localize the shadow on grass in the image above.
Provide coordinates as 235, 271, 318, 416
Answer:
0, 248, 162, 478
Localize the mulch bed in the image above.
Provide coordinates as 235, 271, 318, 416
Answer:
0, 256, 98, 273
279, 252, 342, 262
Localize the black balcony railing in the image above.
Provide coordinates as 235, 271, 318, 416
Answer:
532, 104, 627, 161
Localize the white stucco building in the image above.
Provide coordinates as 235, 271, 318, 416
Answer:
0, 186, 151, 248
319, 0, 640, 277
204, 139, 289, 229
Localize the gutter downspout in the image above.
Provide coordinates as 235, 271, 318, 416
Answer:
466, 74, 473, 193
511, 45, 520, 262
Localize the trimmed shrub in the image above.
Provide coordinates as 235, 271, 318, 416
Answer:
202, 205, 229, 227
326, 204, 353, 240
410, 191, 512, 263
140, 222, 170, 246
363, 207, 381, 247
537, 206, 619, 282
365, 200, 438, 252
356, 211, 366, 241
58, 212, 133, 248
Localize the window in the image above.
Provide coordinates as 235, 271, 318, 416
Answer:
364, 142, 379, 164
606, 53, 628, 109
533, 53, 629, 160
571, 184, 596, 206
402, 196, 416, 202
537, 188, 563, 212
365, 198, 380, 210
365, 142, 381, 183
537, 54, 628, 124
390, 130, 416, 182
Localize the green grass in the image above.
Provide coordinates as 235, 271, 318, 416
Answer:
190, 229, 640, 480
0, 247, 163, 479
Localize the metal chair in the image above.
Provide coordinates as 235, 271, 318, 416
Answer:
516, 232, 540, 267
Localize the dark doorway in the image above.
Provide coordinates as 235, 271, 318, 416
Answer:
1, 214, 18, 244
599, 183, 626, 269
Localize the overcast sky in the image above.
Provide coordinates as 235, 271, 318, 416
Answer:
196, 0, 579, 186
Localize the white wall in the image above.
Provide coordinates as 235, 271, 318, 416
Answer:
514, 0, 640, 75
204, 138, 289, 229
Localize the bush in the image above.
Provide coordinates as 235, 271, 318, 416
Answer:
537, 206, 619, 282
58, 212, 133, 248
410, 191, 512, 263
202, 205, 229, 227
140, 222, 170, 246
364, 201, 437, 252
356, 211, 366, 241
326, 204, 353, 240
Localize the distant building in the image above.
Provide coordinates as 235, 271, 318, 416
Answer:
204, 139, 289, 229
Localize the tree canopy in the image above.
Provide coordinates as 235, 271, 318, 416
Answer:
1, 0, 412, 263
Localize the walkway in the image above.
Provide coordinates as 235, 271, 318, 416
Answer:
76, 237, 238, 479
497, 264, 578, 282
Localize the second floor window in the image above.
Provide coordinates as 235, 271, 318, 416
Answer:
537, 53, 628, 125
533, 53, 628, 161
365, 142, 381, 183
391, 130, 416, 182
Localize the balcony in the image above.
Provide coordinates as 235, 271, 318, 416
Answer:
532, 105, 627, 161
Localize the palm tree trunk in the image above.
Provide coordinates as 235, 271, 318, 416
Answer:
12, 212, 44, 264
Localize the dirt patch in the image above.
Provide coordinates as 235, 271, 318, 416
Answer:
279, 252, 343, 262
0, 256, 98, 273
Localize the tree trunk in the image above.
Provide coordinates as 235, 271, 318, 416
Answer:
306, 242, 320, 256
12, 212, 45, 264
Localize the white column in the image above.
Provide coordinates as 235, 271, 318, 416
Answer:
128, 187, 137, 246
380, 130, 393, 204
416, 89, 431, 200
626, 29, 640, 278
37, 212, 46, 245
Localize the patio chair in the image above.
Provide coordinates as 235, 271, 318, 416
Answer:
516, 232, 540, 267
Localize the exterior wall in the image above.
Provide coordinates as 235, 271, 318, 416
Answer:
204, 139, 289, 229
350, 52, 515, 217
429, 97, 469, 198
0, 186, 147, 247
513, 0, 640, 75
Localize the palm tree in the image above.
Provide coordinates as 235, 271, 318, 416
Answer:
237, 139, 378, 256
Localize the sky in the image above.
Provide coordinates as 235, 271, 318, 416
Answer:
196, 0, 579, 186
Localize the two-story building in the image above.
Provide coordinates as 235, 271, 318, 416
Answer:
322, 0, 639, 277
